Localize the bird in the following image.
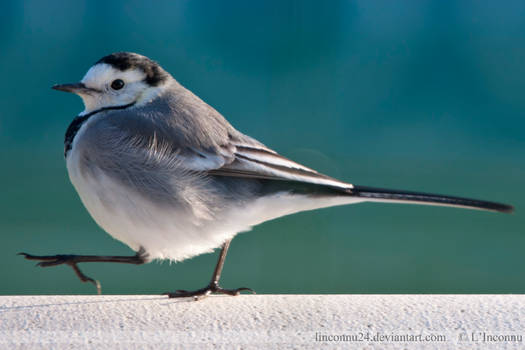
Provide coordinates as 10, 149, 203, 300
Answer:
20, 52, 513, 299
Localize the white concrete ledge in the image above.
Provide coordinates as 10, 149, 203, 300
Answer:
1, 295, 525, 349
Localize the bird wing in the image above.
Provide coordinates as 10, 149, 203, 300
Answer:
80, 94, 353, 192
207, 142, 353, 190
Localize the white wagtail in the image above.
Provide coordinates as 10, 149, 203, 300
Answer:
21, 52, 513, 298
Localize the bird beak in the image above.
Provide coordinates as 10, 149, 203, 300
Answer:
52, 83, 98, 95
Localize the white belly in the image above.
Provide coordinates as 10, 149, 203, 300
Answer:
66, 144, 363, 262
66, 150, 238, 261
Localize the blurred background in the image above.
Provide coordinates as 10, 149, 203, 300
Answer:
1, 0, 523, 295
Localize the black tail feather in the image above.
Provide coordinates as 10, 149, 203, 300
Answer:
352, 185, 513, 213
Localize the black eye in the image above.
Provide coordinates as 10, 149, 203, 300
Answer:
111, 79, 125, 90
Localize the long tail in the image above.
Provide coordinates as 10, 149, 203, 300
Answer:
351, 185, 514, 213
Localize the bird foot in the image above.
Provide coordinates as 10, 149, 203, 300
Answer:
164, 283, 255, 300
18, 252, 101, 294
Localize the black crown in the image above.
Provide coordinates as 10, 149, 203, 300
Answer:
96, 52, 169, 86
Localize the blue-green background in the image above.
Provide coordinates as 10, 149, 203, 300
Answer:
1, 1, 523, 295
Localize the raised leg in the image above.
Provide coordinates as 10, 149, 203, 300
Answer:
165, 239, 255, 300
19, 247, 148, 294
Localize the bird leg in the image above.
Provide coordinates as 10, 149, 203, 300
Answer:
164, 239, 255, 300
19, 248, 148, 294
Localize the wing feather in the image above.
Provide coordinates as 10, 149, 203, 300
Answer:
82, 94, 352, 190
208, 143, 353, 190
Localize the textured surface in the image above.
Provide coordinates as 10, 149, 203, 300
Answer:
1, 295, 525, 349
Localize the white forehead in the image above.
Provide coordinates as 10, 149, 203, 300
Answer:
81, 63, 146, 87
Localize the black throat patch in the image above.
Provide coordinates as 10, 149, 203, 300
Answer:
64, 102, 136, 157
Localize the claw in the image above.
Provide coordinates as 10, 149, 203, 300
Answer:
19, 252, 59, 261
164, 284, 255, 300
234, 287, 256, 295
37, 260, 64, 267
70, 263, 101, 295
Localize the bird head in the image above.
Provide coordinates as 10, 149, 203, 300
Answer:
53, 52, 171, 115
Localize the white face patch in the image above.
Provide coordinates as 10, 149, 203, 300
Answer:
83, 63, 145, 86
76, 63, 164, 115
